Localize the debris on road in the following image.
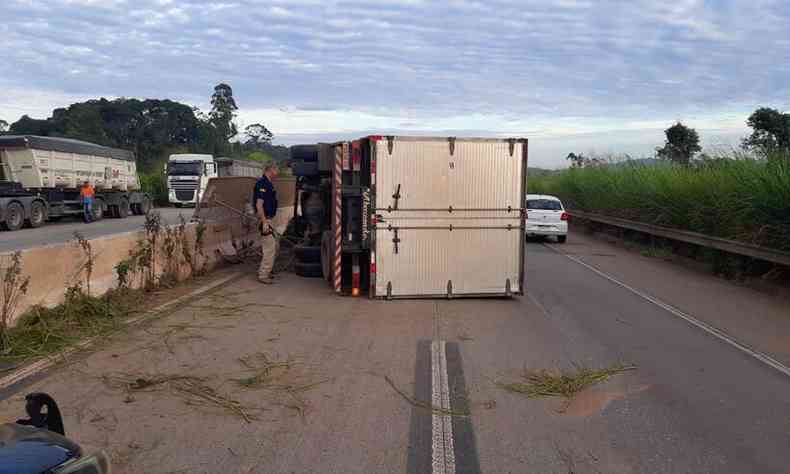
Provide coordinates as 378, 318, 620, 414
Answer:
497, 363, 636, 400
102, 372, 256, 423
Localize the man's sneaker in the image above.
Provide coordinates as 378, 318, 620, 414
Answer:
258, 276, 274, 284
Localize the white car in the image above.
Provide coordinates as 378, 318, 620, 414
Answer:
526, 194, 568, 243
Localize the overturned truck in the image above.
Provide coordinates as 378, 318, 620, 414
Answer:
290, 136, 529, 299
0, 135, 151, 230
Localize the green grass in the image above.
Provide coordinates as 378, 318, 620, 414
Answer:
529, 154, 790, 252
0, 287, 138, 364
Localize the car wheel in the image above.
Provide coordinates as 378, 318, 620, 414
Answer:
28, 201, 46, 228
557, 235, 567, 244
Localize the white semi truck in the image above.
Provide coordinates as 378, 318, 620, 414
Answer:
166, 154, 265, 207
0, 135, 152, 230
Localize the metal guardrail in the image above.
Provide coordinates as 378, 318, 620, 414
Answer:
569, 210, 790, 267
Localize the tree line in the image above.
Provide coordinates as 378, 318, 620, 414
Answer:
0, 83, 287, 172
566, 107, 790, 168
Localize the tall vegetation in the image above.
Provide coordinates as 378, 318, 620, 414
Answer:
529, 154, 790, 251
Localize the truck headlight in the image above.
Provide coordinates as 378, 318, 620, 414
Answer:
53, 451, 111, 474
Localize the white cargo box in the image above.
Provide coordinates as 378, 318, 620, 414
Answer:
372, 137, 527, 298
0, 135, 139, 191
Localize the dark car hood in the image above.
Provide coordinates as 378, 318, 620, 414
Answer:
0, 423, 81, 474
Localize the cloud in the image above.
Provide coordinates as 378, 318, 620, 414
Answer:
1, 0, 788, 166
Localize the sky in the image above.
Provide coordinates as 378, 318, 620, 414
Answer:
1, 0, 788, 168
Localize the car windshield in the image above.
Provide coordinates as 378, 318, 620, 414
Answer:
167, 161, 202, 176
527, 199, 562, 211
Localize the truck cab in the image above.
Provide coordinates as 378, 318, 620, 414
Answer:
166, 154, 217, 206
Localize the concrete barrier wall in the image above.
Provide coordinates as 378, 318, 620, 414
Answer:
1, 201, 294, 327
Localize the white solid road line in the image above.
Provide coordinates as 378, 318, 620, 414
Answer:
546, 244, 790, 379
431, 340, 456, 474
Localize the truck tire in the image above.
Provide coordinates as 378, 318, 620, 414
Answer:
321, 231, 333, 282
294, 245, 321, 263
295, 261, 323, 278
118, 197, 130, 218
2, 202, 24, 231
557, 235, 567, 244
27, 201, 46, 228
92, 199, 105, 221
290, 145, 318, 162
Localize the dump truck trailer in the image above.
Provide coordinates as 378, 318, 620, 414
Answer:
290, 136, 528, 299
0, 135, 151, 230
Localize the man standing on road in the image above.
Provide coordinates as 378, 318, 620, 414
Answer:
254, 164, 279, 284
80, 180, 95, 223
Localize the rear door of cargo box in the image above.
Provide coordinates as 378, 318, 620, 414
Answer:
373, 137, 527, 298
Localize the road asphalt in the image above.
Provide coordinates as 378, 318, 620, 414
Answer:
0, 233, 787, 473
0, 207, 191, 253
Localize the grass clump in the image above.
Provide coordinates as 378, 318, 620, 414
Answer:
103, 372, 254, 423
498, 364, 636, 399
0, 287, 138, 363
232, 352, 330, 416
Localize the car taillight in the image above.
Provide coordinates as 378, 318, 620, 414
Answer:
561, 212, 569, 221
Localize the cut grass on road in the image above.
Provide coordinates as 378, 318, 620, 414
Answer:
498, 364, 636, 399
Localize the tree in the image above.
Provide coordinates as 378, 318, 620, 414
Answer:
0, 119, 8, 134
209, 83, 238, 154
742, 107, 790, 155
566, 152, 587, 168
244, 123, 273, 149
656, 122, 701, 165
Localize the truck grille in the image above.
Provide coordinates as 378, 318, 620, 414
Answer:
170, 179, 198, 202
175, 190, 195, 201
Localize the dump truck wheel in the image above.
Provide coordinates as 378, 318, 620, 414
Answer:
2, 202, 24, 231
28, 201, 46, 228
290, 144, 319, 162
92, 199, 105, 221
294, 245, 321, 263
321, 231, 332, 282
295, 261, 323, 278
118, 198, 130, 218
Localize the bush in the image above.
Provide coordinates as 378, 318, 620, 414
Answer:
140, 169, 168, 206
528, 153, 790, 251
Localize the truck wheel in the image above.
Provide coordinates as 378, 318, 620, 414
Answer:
2, 202, 24, 231
557, 235, 567, 244
28, 201, 46, 228
294, 245, 321, 263
92, 200, 105, 221
290, 145, 319, 162
118, 198, 130, 218
321, 231, 333, 282
295, 261, 323, 278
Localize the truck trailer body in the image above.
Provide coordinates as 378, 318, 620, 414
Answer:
0, 135, 151, 230
293, 135, 528, 299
